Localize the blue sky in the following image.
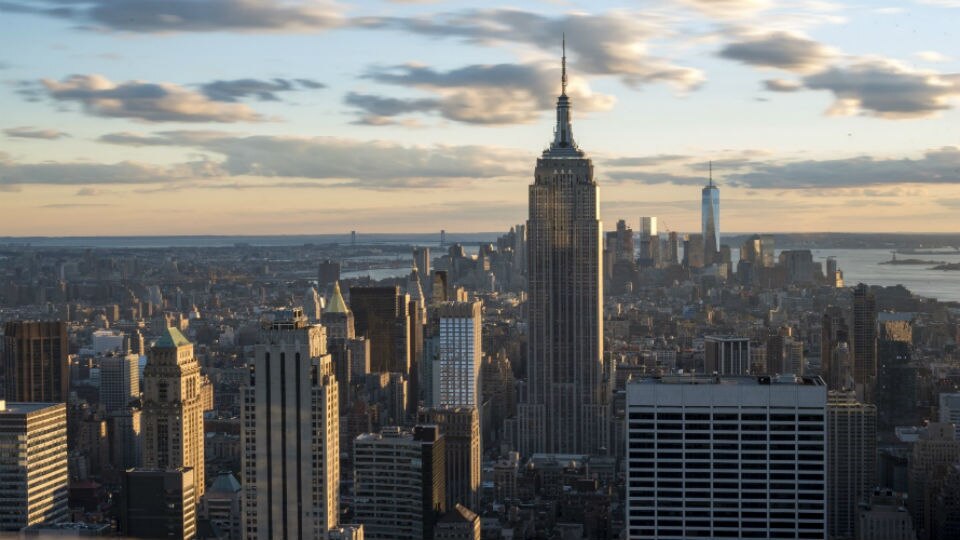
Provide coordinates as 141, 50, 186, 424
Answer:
1, 0, 959, 235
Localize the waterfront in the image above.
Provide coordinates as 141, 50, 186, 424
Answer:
811, 249, 960, 303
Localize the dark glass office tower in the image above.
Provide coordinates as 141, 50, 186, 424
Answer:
2, 321, 68, 402
853, 283, 878, 397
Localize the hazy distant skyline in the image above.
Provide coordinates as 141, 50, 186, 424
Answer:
1, 0, 959, 235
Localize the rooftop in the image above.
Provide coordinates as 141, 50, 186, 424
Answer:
208, 471, 241, 494
0, 401, 62, 414
325, 281, 350, 314
632, 374, 826, 386
153, 326, 191, 349
439, 503, 479, 524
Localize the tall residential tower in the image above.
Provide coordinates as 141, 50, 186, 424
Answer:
518, 39, 609, 455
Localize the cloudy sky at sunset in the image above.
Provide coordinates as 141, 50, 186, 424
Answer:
1, 0, 959, 236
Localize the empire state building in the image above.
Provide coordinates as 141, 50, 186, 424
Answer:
517, 41, 610, 455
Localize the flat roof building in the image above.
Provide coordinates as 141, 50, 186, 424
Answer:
625, 375, 827, 540
0, 401, 69, 532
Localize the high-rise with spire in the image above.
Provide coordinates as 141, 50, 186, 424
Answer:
702, 163, 721, 266
517, 38, 609, 455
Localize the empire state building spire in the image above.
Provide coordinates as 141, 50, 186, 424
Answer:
547, 34, 581, 157
520, 34, 608, 456
561, 33, 568, 97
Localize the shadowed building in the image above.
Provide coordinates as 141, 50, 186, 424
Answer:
518, 39, 609, 456
822, 307, 850, 390
853, 283, 878, 398
349, 286, 411, 374
121, 468, 196, 540
2, 321, 68, 402
354, 425, 446, 540
418, 407, 480, 510
827, 391, 877, 539
704, 335, 750, 375
433, 504, 480, 540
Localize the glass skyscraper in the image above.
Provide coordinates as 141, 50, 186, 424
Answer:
701, 176, 720, 266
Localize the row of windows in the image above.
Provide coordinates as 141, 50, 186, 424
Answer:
629, 412, 824, 421
628, 472, 823, 481
630, 442, 823, 450
631, 464, 820, 476
631, 432, 824, 441
629, 422, 825, 431
627, 529, 824, 539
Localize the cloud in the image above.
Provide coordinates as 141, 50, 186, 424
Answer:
719, 32, 833, 72
3, 126, 70, 139
97, 131, 187, 146
605, 170, 707, 186
36, 74, 264, 123
596, 148, 960, 190
356, 9, 703, 90
200, 78, 325, 102
75, 187, 101, 196
81, 131, 531, 189
802, 59, 960, 118
728, 147, 960, 188
0, 0, 343, 33
915, 51, 952, 63
764, 78, 802, 92
343, 92, 440, 125
602, 154, 690, 167
355, 62, 615, 125
40, 203, 113, 208
676, 0, 771, 17
0, 156, 222, 187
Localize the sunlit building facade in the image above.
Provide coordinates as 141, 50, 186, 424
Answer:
242, 308, 339, 540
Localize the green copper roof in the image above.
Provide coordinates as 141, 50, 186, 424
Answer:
208, 471, 241, 493
324, 281, 350, 314
154, 326, 192, 349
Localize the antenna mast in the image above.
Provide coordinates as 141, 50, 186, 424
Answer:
561, 33, 567, 96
